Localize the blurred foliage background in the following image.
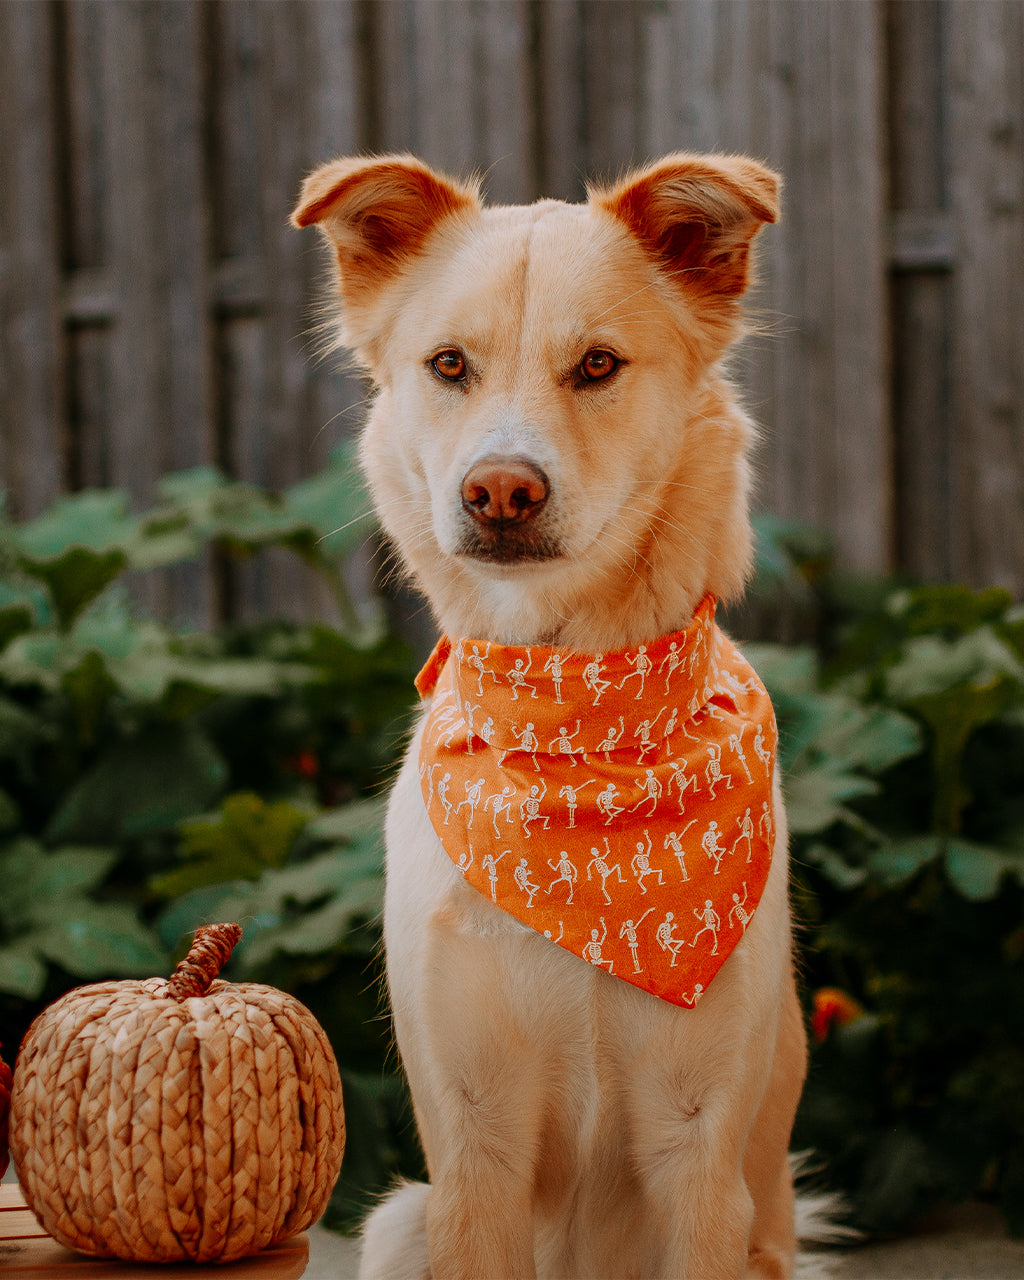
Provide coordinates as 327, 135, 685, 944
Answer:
1, 455, 1022, 1238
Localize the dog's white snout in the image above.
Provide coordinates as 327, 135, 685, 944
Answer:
460, 455, 550, 527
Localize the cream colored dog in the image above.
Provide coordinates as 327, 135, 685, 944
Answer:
293, 152, 810, 1280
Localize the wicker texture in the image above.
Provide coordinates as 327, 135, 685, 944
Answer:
8, 925, 345, 1263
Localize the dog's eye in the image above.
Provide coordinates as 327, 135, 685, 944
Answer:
579, 350, 619, 382
431, 350, 467, 381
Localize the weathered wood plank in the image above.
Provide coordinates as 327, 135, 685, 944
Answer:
887, 0, 956, 582
946, 0, 1024, 592
0, 0, 66, 517
94, 0, 215, 622
477, 0, 536, 203
535, 0, 586, 201
826, 0, 892, 573
578, 0, 644, 182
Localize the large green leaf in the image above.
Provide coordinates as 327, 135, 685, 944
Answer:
783, 760, 878, 835
282, 445, 375, 560
907, 678, 1018, 835
150, 793, 310, 898
885, 629, 1024, 702
10, 490, 141, 628
0, 839, 116, 933
31, 904, 168, 978
866, 836, 943, 888
21, 547, 126, 630
944, 839, 1024, 900
811, 700, 922, 774
46, 722, 227, 842
11, 489, 139, 560
0, 944, 48, 998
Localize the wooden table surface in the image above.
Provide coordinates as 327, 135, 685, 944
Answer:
0, 1183, 309, 1278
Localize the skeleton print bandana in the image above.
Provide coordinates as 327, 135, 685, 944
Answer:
414, 595, 778, 1007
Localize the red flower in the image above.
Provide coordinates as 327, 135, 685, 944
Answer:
284, 750, 319, 779
0, 1042, 12, 1179
811, 987, 863, 1042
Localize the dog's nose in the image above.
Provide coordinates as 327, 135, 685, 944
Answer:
461, 456, 549, 526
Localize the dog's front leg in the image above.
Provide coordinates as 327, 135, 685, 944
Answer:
412, 910, 545, 1280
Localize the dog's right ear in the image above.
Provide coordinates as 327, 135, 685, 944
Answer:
292, 155, 481, 316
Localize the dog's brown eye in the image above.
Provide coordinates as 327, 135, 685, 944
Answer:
431, 350, 467, 381
579, 350, 619, 382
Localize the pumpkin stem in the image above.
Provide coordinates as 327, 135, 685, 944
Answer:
166, 923, 243, 1001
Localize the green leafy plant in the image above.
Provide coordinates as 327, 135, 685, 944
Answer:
746, 583, 1024, 1237
1, 453, 422, 1230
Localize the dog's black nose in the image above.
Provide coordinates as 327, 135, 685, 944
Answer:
461, 456, 549, 526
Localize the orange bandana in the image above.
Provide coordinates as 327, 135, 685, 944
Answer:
415, 596, 778, 1007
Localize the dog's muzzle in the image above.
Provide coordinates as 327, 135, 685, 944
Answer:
457, 455, 561, 563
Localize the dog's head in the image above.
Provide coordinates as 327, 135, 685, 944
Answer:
293, 153, 778, 649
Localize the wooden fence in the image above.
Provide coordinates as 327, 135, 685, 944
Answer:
1, 0, 1022, 626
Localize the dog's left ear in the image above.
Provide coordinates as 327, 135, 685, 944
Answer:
590, 154, 780, 298
291, 155, 481, 358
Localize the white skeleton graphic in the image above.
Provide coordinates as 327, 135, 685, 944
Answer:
655, 911, 686, 966
421, 761, 443, 806
507, 655, 537, 700
505, 722, 541, 771
728, 727, 753, 783
456, 845, 474, 873
667, 759, 699, 812
513, 857, 540, 907
437, 771, 454, 823
520, 780, 551, 836
596, 781, 625, 825
659, 641, 682, 693
467, 643, 497, 698
704, 743, 734, 798
484, 784, 516, 836
545, 850, 578, 904
753, 722, 771, 772
481, 849, 507, 901
630, 767, 663, 817
437, 713, 468, 749
664, 819, 697, 881
701, 820, 727, 874
543, 652, 568, 704
455, 777, 487, 827
582, 918, 613, 972
634, 707, 667, 762
631, 830, 664, 895
582, 654, 610, 705
543, 920, 564, 944
728, 882, 751, 932
617, 644, 652, 699
681, 984, 705, 1007
759, 799, 775, 847
733, 808, 754, 862
597, 716, 625, 761
690, 899, 721, 954
549, 720, 582, 764
586, 837, 624, 904
619, 907, 654, 972
558, 778, 595, 828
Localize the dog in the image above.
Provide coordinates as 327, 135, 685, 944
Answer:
293, 151, 811, 1279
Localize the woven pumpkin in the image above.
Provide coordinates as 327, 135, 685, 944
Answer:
9, 923, 345, 1263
